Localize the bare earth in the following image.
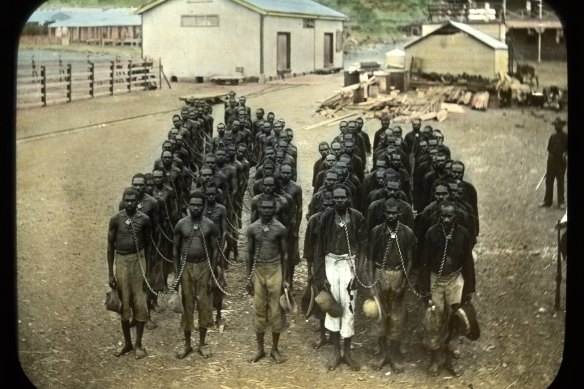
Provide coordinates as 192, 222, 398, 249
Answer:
16, 71, 568, 388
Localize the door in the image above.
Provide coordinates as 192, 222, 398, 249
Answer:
324, 33, 333, 67
277, 32, 290, 72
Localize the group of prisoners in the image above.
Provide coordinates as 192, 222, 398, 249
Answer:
109, 89, 480, 377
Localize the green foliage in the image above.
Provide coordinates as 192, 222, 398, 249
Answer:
39, 0, 150, 8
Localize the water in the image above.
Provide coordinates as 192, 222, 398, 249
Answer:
343, 42, 402, 69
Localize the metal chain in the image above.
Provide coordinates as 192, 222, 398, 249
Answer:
422, 223, 452, 310
199, 223, 236, 297
339, 211, 379, 289
392, 224, 425, 300
246, 220, 269, 286
150, 234, 174, 263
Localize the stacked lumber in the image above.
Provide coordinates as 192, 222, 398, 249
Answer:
317, 76, 379, 116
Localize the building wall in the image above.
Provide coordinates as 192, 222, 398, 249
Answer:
142, 0, 260, 79
405, 32, 500, 78
422, 22, 505, 41
494, 49, 509, 77
142, 0, 344, 79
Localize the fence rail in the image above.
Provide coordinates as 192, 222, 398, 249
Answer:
16, 59, 161, 109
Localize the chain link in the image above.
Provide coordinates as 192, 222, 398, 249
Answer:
150, 234, 174, 263
199, 223, 236, 297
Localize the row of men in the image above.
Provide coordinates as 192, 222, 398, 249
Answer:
299, 116, 479, 376
107, 95, 305, 363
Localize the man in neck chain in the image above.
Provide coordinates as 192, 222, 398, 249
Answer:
368, 199, 417, 373
314, 184, 366, 371
418, 201, 476, 377
246, 196, 289, 364
173, 191, 220, 359
107, 188, 152, 359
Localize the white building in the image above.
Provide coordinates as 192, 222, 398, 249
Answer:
136, 0, 348, 81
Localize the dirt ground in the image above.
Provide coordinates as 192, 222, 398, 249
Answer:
16, 70, 569, 388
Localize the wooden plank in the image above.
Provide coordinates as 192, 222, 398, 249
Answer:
436, 109, 448, 122
303, 112, 358, 130
441, 102, 465, 113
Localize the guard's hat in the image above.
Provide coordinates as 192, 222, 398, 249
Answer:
315, 290, 342, 318
552, 117, 567, 127
451, 301, 480, 341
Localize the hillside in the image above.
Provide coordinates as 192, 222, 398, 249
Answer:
35, 0, 430, 45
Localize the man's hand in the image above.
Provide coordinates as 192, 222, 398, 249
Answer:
323, 280, 331, 292
283, 281, 290, 291
349, 277, 358, 291
109, 274, 117, 290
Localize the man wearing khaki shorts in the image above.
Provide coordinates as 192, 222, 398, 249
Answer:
107, 187, 152, 359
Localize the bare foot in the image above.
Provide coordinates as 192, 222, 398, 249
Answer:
388, 358, 405, 374
198, 345, 212, 358
145, 318, 158, 330
371, 355, 387, 370
313, 337, 329, 349
445, 360, 462, 377
342, 354, 360, 371
249, 350, 266, 363
428, 362, 440, 376
270, 350, 286, 364
134, 346, 147, 359
176, 345, 193, 359
327, 350, 341, 371
114, 343, 133, 357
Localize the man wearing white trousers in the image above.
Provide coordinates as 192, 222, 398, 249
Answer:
314, 184, 367, 371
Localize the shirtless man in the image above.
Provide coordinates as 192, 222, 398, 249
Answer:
246, 196, 289, 364
173, 192, 220, 359
107, 188, 152, 359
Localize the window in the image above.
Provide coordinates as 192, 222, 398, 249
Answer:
181, 15, 219, 27
303, 19, 315, 28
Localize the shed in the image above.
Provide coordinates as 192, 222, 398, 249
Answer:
384, 48, 405, 69
135, 0, 348, 81
403, 20, 508, 79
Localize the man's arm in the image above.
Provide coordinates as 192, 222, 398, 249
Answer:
246, 226, 255, 275
107, 216, 117, 288
294, 188, 303, 234
220, 206, 227, 249
173, 220, 183, 282
142, 215, 153, 265
279, 226, 289, 288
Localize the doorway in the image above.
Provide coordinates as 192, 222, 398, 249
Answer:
324, 33, 333, 67
277, 32, 290, 73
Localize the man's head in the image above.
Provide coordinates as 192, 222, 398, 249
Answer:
236, 143, 247, 159
131, 173, 146, 196
433, 182, 450, 204
277, 139, 288, 152
330, 141, 343, 157
421, 125, 433, 140
279, 163, 293, 183
374, 157, 388, 170
322, 191, 335, 211
451, 161, 465, 181
384, 177, 401, 199
215, 148, 227, 164
263, 160, 275, 177
227, 143, 237, 158
335, 160, 349, 178
318, 142, 330, 158
433, 129, 444, 145
347, 121, 357, 134
324, 153, 337, 168
162, 140, 173, 152
324, 171, 339, 189
262, 121, 272, 134
267, 112, 275, 123
381, 116, 390, 129
175, 134, 184, 147
384, 198, 400, 226
412, 117, 422, 131
169, 128, 179, 140
217, 123, 226, 135
440, 201, 456, 229
152, 168, 165, 187
264, 147, 276, 161
339, 121, 348, 133
200, 167, 214, 184
285, 128, 294, 142
375, 169, 386, 186
144, 173, 155, 195
189, 191, 206, 218
161, 150, 173, 168
122, 187, 139, 214
553, 117, 566, 132
204, 154, 216, 170
355, 117, 364, 130
275, 149, 285, 164
389, 152, 402, 169
343, 140, 355, 155
172, 115, 182, 129
256, 108, 265, 120
262, 176, 276, 195
204, 183, 218, 205
259, 196, 276, 220
333, 184, 351, 212
392, 126, 403, 139
239, 96, 246, 106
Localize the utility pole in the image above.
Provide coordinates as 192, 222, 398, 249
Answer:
537, 0, 543, 63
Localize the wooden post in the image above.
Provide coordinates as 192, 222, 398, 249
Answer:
127, 60, 132, 92
89, 62, 95, 98
158, 58, 162, 89
110, 61, 114, 95
66, 64, 72, 102
41, 65, 47, 106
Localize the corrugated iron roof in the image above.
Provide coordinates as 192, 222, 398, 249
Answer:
137, 0, 347, 20
403, 20, 507, 50
48, 8, 141, 28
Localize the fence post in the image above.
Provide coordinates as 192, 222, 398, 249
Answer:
110, 61, 114, 95
159, 58, 162, 89
41, 65, 47, 106
67, 64, 72, 102
127, 60, 132, 92
89, 62, 95, 98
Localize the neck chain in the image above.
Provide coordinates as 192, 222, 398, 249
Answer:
336, 210, 349, 227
